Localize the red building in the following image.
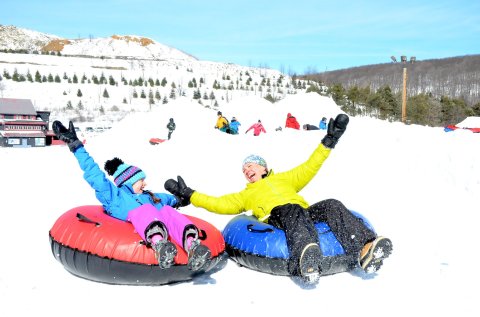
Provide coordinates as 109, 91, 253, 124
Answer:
0, 98, 57, 147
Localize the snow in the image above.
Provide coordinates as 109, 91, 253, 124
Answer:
1, 46, 480, 316
456, 116, 480, 128
1, 92, 479, 317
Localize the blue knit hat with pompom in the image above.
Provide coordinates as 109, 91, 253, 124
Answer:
104, 157, 146, 187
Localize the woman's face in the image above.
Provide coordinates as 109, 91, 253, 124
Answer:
242, 163, 267, 183
132, 178, 146, 194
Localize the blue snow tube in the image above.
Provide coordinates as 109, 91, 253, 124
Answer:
223, 211, 374, 276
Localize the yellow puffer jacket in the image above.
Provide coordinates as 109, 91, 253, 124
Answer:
191, 143, 331, 222
215, 116, 229, 129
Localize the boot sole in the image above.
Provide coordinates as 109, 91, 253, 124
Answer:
299, 243, 321, 285
156, 242, 178, 269
360, 237, 393, 274
188, 245, 211, 271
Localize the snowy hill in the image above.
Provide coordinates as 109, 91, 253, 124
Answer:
0, 25, 196, 62
0, 25, 59, 52
1, 93, 479, 317
0, 24, 306, 127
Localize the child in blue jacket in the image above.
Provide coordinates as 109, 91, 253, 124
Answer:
53, 120, 211, 271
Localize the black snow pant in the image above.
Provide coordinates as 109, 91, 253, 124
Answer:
167, 130, 173, 140
268, 199, 377, 275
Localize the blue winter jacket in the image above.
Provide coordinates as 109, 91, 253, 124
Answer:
74, 146, 178, 221
229, 120, 241, 134
319, 120, 327, 130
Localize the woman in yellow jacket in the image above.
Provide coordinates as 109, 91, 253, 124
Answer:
165, 114, 392, 285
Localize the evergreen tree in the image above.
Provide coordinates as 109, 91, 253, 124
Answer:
193, 88, 201, 99
103, 88, 109, 98
77, 89, 83, 97
12, 69, 20, 81
3, 70, 11, 79
26, 71, 33, 82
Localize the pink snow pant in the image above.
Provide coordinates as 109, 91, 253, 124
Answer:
127, 204, 194, 248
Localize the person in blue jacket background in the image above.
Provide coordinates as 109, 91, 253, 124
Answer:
52, 120, 211, 271
319, 117, 328, 130
229, 116, 241, 134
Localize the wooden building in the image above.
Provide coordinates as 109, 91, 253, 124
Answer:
0, 98, 52, 147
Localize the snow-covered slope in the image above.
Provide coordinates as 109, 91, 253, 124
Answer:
0, 25, 59, 51
0, 25, 196, 62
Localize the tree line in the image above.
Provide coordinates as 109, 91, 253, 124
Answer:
303, 55, 480, 126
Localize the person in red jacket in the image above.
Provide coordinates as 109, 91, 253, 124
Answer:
245, 120, 266, 136
285, 113, 300, 130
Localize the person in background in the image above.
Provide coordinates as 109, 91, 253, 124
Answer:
166, 118, 176, 140
285, 113, 300, 130
303, 124, 320, 131
164, 114, 392, 285
52, 120, 212, 272
319, 117, 328, 130
245, 120, 266, 136
215, 111, 230, 133
229, 117, 241, 134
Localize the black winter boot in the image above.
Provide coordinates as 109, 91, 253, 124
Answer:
299, 243, 322, 285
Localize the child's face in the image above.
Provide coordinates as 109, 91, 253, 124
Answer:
132, 178, 146, 194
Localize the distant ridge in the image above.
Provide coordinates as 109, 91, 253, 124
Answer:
304, 54, 480, 105
0, 25, 197, 62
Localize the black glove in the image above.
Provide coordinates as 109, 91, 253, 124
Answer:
52, 120, 83, 152
164, 176, 194, 207
321, 114, 349, 149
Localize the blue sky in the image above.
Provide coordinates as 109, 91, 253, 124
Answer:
1, 0, 479, 74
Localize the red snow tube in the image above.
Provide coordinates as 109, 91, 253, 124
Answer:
49, 205, 226, 285
149, 138, 167, 145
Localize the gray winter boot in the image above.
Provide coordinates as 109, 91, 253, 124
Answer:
187, 239, 211, 271
147, 224, 177, 269
152, 239, 177, 269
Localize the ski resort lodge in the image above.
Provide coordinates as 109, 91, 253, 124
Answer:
0, 98, 58, 147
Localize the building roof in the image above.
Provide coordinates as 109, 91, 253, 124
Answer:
0, 98, 37, 116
